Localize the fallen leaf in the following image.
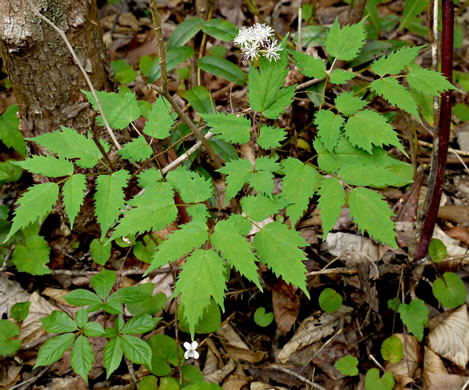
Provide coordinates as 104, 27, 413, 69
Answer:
423, 346, 468, 389
385, 334, 421, 388
272, 279, 300, 336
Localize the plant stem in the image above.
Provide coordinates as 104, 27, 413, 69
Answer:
149, 0, 168, 95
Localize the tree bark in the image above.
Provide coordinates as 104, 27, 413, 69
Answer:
0, 0, 111, 139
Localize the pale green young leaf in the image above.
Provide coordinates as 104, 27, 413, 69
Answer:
83, 90, 141, 130
95, 170, 130, 240
110, 182, 177, 241
41, 310, 77, 334
7, 182, 59, 241
255, 156, 281, 173
211, 220, 261, 289
35, 333, 76, 367
201, 113, 251, 144
13, 156, 74, 177
137, 168, 163, 188
146, 221, 208, 274
282, 158, 322, 226
370, 77, 420, 119
406, 68, 456, 96
329, 70, 355, 85
248, 171, 274, 195
371, 46, 422, 76
121, 314, 159, 335
325, 19, 366, 61
103, 337, 123, 378
218, 158, 252, 203
335, 92, 367, 116
0, 104, 26, 157
90, 269, 116, 300
263, 85, 296, 119
167, 17, 204, 49
257, 125, 287, 149
241, 195, 287, 222
166, 166, 213, 203
11, 235, 51, 275
365, 368, 395, 390
90, 238, 111, 265
143, 97, 176, 139
122, 334, 152, 367
173, 249, 227, 338
433, 272, 466, 308
397, 298, 429, 341
187, 204, 210, 222
348, 187, 397, 248
344, 110, 403, 154
62, 174, 86, 227
335, 355, 359, 376
118, 136, 153, 163
317, 178, 345, 239
290, 51, 326, 78
226, 214, 252, 236
338, 165, 413, 188
314, 110, 344, 152
29, 127, 101, 168
254, 222, 308, 295
10, 302, 31, 322
70, 335, 94, 383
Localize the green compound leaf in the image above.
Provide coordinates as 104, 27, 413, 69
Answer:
255, 156, 281, 173
370, 77, 420, 119
249, 170, 275, 195
314, 110, 345, 152
179, 298, 221, 334
335, 355, 359, 376
335, 92, 368, 116
29, 127, 101, 169
143, 97, 176, 139
428, 238, 447, 263
433, 272, 467, 309
167, 17, 204, 50
371, 46, 422, 76
325, 18, 366, 61
202, 19, 238, 41
11, 235, 51, 275
282, 158, 322, 226
319, 288, 343, 312
83, 90, 141, 130
406, 68, 456, 96
95, 170, 130, 240
7, 182, 59, 241
121, 314, 159, 335
241, 195, 287, 222
317, 177, 345, 239
166, 166, 213, 203
218, 158, 253, 203
64, 289, 102, 311
13, 156, 74, 178
253, 307, 274, 327
90, 238, 112, 265
103, 336, 123, 379
344, 110, 404, 154
254, 222, 309, 296
0, 104, 26, 157
198, 56, 247, 85
186, 86, 215, 114
62, 174, 86, 228
329, 69, 355, 85
338, 165, 413, 188
257, 125, 287, 149
211, 220, 261, 289
381, 336, 403, 364
90, 269, 116, 300
111, 59, 137, 84
290, 50, 326, 79
118, 136, 153, 163
173, 249, 227, 339
149, 46, 195, 83
35, 333, 76, 367
146, 221, 208, 274
146, 334, 183, 376
110, 182, 177, 242
41, 310, 77, 334
70, 335, 94, 383
201, 113, 251, 144
365, 368, 395, 390
0, 320, 21, 356
263, 85, 296, 120
10, 302, 31, 322
397, 298, 429, 341
348, 187, 397, 248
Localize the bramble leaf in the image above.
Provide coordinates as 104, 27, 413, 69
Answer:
290, 51, 326, 78
258, 125, 287, 149
201, 113, 251, 144
13, 156, 74, 177
371, 46, 422, 76
317, 178, 345, 239
314, 110, 344, 152
118, 136, 153, 162
397, 298, 429, 341
406, 68, 456, 96
143, 97, 176, 139
241, 195, 287, 222
62, 174, 86, 227
70, 335, 94, 383
218, 158, 252, 203
166, 166, 213, 203
325, 19, 366, 61
335, 92, 368, 116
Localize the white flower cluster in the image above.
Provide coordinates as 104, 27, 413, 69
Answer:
234, 23, 282, 62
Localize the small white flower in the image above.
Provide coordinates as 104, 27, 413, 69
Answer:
252, 23, 274, 44
242, 45, 259, 61
234, 26, 252, 47
264, 39, 282, 62
183, 341, 199, 360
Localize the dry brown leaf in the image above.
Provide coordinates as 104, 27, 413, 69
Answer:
423, 347, 468, 389
272, 279, 300, 336
433, 225, 467, 256
427, 304, 469, 368
203, 347, 219, 376
438, 205, 469, 224
217, 323, 249, 350
0, 364, 21, 388
222, 378, 249, 390
0, 274, 30, 318
225, 344, 267, 363
446, 226, 469, 246
204, 359, 236, 384
385, 334, 421, 388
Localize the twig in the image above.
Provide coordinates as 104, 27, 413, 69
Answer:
305, 267, 357, 276
418, 140, 469, 157
50, 267, 177, 277
297, 0, 303, 51
0, 245, 14, 272
369, 353, 386, 372
149, 0, 169, 95
28, 2, 121, 150
8, 367, 50, 390
124, 357, 139, 388
270, 364, 326, 390
461, 377, 469, 390
296, 78, 324, 91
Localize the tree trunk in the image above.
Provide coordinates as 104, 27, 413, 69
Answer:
0, 0, 111, 139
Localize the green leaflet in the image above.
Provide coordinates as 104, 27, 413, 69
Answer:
254, 222, 309, 296
7, 182, 59, 241
329, 70, 355, 85
95, 170, 130, 240
217, 158, 251, 203
143, 97, 176, 139
317, 178, 345, 239
70, 335, 94, 383
137, 168, 163, 188
371, 46, 422, 76
249, 170, 275, 195
166, 166, 213, 203
149, 47, 195, 83
13, 155, 74, 178
121, 334, 152, 367
103, 337, 123, 378
338, 165, 412, 188
348, 187, 397, 248
257, 125, 287, 149
399, 0, 427, 30
11, 235, 51, 275
241, 195, 287, 222
198, 56, 247, 86
325, 19, 366, 61
201, 113, 251, 144
397, 299, 428, 341
290, 50, 326, 79
334, 92, 368, 116
118, 136, 153, 163
167, 17, 204, 50
62, 174, 86, 228
35, 333, 76, 367
406, 68, 456, 96
202, 19, 238, 42
0, 320, 21, 356
314, 110, 345, 152
186, 86, 215, 114
281, 158, 322, 226
0, 104, 26, 157
173, 249, 227, 338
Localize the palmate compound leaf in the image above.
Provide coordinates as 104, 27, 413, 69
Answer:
370, 77, 420, 120
314, 110, 345, 152
143, 97, 177, 139
117, 136, 153, 163
218, 158, 252, 203
371, 46, 422, 76
109, 182, 178, 242
344, 110, 404, 154
348, 187, 397, 248
406, 68, 457, 96
145, 221, 209, 274
254, 222, 309, 296
62, 174, 86, 227
200, 113, 251, 144
325, 18, 366, 61
29, 127, 101, 169
13, 156, 74, 178
334, 92, 368, 116
210, 220, 261, 289
6, 182, 59, 241
397, 298, 429, 341
95, 170, 130, 240
257, 125, 287, 149
166, 166, 213, 203
317, 177, 345, 239
173, 249, 227, 338
281, 158, 322, 226
290, 50, 327, 79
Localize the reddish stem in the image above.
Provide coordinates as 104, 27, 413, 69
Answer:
415, 0, 454, 261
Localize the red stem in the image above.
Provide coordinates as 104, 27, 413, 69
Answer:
415, 0, 454, 261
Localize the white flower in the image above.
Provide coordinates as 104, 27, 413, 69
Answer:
183, 341, 199, 360
234, 23, 281, 62
252, 23, 274, 45
242, 45, 259, 61
234, 26, 252, 47
264, 39, 282, 62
